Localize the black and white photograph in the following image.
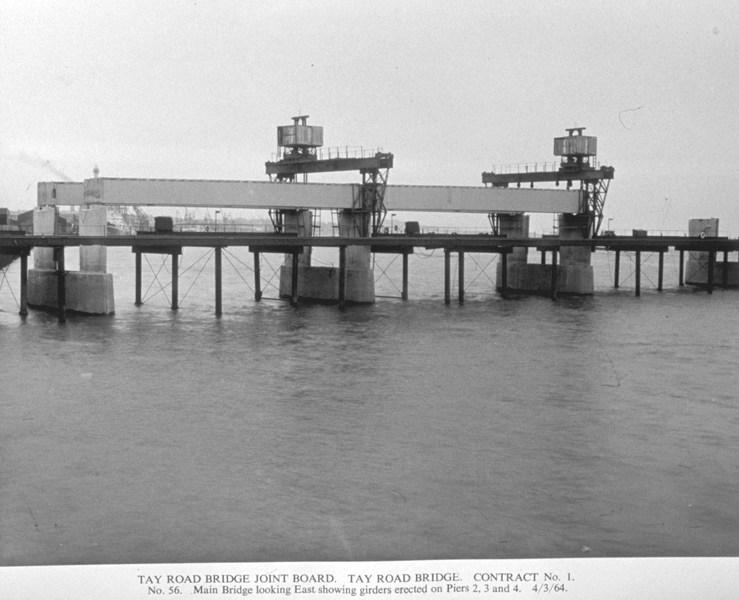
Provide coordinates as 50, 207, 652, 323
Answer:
1, 1, 737, 598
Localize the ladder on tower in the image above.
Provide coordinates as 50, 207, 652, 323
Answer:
330, 209, 340, 237
311, 210, 322, 237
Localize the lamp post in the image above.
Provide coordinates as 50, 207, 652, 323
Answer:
607, 217, 613, 233
391, 213, 397, 233
215, 210, 221, 232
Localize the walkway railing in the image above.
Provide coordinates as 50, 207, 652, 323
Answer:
270, 146, 385, 162
488, 159, 602, 174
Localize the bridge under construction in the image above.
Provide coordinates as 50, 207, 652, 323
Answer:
1, 117, 737, 320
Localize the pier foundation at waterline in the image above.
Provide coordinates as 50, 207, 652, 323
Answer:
28, 205, 115, 315
278, 209, 374, 303
496, 213, 594, 296
685, 218, 739, 288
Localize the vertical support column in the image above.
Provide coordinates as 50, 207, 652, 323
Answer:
135, 250, 142, 306
658, 251, 664, 291
334, 209, 374, 303
722, 251, 729, 289
614, 249, 620, 288
33, 207, 58, 270
253, 251, 262, 301
458, 251, 465, 305
550, 249, 558, 300
557, 213, 593, 295
19, 250, 28, 317
338, 245, 346, 310
444, 248, 451, 305
686, 219, 719, 286
78, 205, 108, 272
678, 249, 684, 286
171, 252, 179, 310
291, 251, 299, 306
496, 214, 529, 293
214, 246, 222, 317
540, 250, 546, 265
707, 250, 715, 294
55, 246, 66, 323
635, 250, 641, 297
500, 252, 508, 295
401, 251, 409, 301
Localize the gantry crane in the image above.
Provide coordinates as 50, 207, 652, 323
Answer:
482, 127, 614, 237
264, 115, 393, 236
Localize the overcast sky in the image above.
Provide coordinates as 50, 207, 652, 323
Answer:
1, 1, 737, 233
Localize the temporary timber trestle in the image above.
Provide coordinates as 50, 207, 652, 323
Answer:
2, 232, 738, 321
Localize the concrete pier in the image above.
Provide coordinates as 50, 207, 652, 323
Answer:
279, 209, 374, 303
6, 225, 737, 321
79, 205, 107, 272
28, 205, 115, 315
496, 213, 531, 292
685, 219, 739, 287
557, 213, 594, 294
495, 213, 593, 295
31, 207, 58, 270
27, 206, 61, 312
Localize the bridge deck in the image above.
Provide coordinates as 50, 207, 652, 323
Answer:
2, 232, 738, 252
2, 232, 736, 322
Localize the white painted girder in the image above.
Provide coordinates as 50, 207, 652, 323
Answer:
82, 178, 361, 210
38, 178, 582, 214
383, 184, 581, 214
37, 182, 84, 207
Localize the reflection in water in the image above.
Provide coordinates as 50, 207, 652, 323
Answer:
1, 248, 738, 564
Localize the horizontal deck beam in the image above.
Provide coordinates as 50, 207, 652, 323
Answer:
3, 233, 738, 252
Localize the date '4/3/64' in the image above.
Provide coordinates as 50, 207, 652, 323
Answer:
472, 582, 568, 594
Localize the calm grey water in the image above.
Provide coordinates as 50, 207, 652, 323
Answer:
1, 247, 738, 565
